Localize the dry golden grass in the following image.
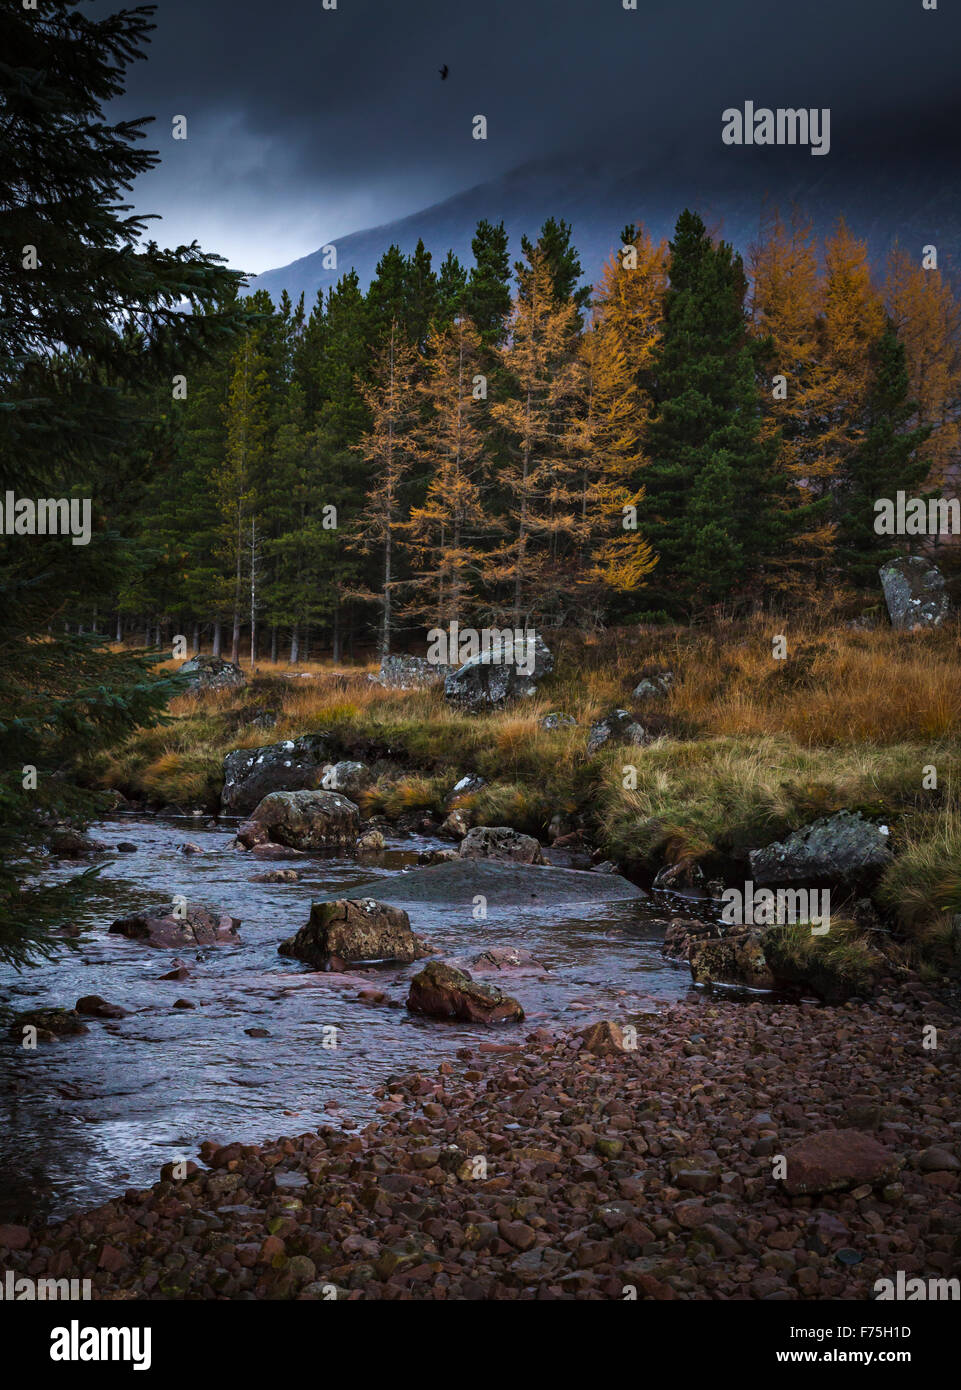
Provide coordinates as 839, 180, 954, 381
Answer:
638, 619, 961, 745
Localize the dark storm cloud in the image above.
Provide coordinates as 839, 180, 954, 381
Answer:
98, 0, 960, 272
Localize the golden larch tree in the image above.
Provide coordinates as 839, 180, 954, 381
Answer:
488, 249, 584, 628
884, 244, 961, 489
350, 320, 420, 661
750, 205, 835, 594
402, 315, 490, 629
577, 224, 667, 607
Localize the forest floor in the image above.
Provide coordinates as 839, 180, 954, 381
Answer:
2, 981, 959, 1299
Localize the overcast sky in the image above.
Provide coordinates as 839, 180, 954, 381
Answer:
100, 0, 960, 275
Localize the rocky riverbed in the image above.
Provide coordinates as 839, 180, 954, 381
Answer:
0, 815, 696, 1221
1, 982, 958, 1299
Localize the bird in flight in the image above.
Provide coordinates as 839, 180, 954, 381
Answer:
439, 64, 449, 80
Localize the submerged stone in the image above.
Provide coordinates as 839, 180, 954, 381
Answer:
318, 859, 647, 911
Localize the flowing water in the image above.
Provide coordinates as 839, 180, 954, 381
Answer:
0, 815, 701, 1222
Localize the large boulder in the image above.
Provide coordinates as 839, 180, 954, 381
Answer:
407, 960, 524, 1024
444, 634, 553, 708
221, 734, 333, 815
749, 811, 892, 889
236, 789, 360, 851
689, 932, 775, 991
179, 655, 246, 693
781, 1130, 902, 1196
587, 709, 648, 755
278, 898, 429, 969
109, 904, 241, 949
459, 825, 544, 865
660, 917, 720, 960
880, 555, 951, 630
371, 655, 452, 690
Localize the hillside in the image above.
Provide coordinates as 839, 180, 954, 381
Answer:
250, 141, 961, 303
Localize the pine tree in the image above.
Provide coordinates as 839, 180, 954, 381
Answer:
403, 316, 490, 628
464, 219, 512, 348
217, 312, 273, 665
174, 327, 235, 653
261, 382, 338, 658
749, 206, 836, 595
643, 210, 780, 610
436, 250, 468, 327
311, 271, 372, 657
834, 321, 932, 587
0, 0, 245, 966
350, 321, 420, 660
820, 223, 886, 472
489, 250, 583, 627
405, 238, 439, 351
518, 217, 591, 323
580, 226, 667, 604
366, 245, 410, 346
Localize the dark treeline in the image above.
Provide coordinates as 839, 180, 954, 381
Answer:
68, 210, 961, 665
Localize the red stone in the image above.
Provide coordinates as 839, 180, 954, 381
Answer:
782, 1130, 901, 1196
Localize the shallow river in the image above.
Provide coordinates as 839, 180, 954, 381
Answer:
0, 815, 702, 1222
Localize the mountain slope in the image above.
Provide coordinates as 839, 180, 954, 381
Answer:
250, 143, 961, 305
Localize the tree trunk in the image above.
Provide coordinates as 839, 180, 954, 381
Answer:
289, 624, 299, 665
381, 526, 392, 664
212, 621, 222, 658
513, 385, 532, 628
192, 622, 200, 654
249, 516, 257, 671
332, 603, 341, 664
115, 613, 123, 643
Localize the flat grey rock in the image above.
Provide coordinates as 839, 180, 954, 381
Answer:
319, 859, 647, 909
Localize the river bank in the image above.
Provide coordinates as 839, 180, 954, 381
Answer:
2, 981, 958, 1300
